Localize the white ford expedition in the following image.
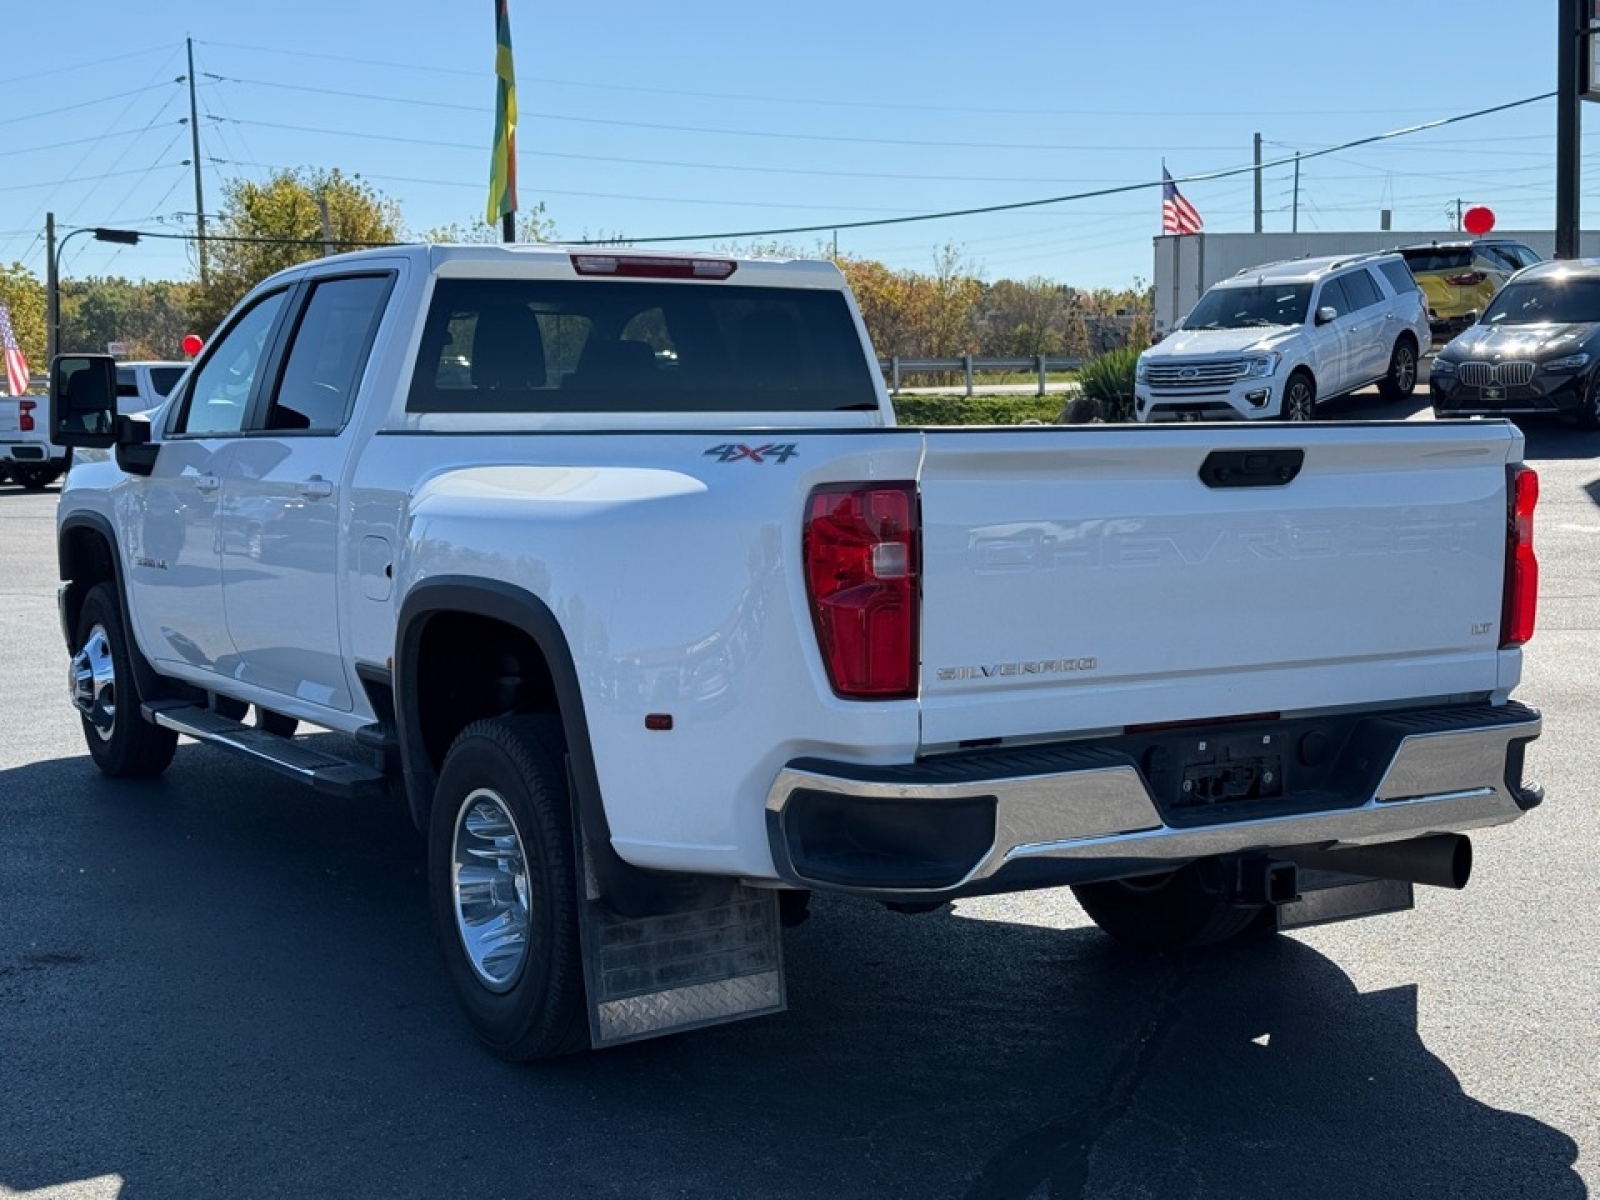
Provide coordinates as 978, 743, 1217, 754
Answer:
50, 244, 1541, 1060
1135, 252, 1431, 422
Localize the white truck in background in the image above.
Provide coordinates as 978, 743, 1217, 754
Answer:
1, 361, 186, 489
48, 244, 1544, 1061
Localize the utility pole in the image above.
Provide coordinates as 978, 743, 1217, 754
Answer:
1556, 0, 1582, 259
1291, 153, 1301, 234
317, 193, 333, 257
186, 37, 208, 284
1253, 133, 1263, 234
45, 213, 57, 366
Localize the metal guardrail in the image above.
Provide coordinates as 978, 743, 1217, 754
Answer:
876, 355, 1083, 396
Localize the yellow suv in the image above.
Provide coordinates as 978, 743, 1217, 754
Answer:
1398, 240, 1540, 340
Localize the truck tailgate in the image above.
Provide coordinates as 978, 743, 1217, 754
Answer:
917, 423, 1520, 746
0, 400, 18, 433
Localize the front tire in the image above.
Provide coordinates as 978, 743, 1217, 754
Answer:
1279, 371, 1316, 422
1071, 863, 1264, 951
1575, 374, 1600, 430
70, 582, 178, 778
428, 715, 588, 1061
1378, 337, 1419, 401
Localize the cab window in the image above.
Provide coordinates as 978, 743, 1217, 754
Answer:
174, 291, 290, 436
262, 275, 393, 433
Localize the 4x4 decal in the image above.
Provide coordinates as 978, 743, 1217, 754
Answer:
704, 443, 799, 464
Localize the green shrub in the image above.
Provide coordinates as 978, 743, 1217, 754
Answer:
889, 394, 1066, 426
1075, 347, 1140, 423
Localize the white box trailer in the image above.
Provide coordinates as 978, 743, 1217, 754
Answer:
1152, 230, 1600, 336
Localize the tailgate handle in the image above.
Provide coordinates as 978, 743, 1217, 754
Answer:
1199, 448, 1304, 489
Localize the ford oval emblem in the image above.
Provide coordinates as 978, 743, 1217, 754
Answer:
1179, 367, 1198, 378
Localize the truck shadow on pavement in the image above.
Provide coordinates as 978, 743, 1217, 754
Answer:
0, 749, 1585, 1200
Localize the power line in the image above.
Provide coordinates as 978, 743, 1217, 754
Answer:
0, 81, 181, 130
195, 39, 1478, 121
214, 76, 1246, 153
579, 92, 1557, 246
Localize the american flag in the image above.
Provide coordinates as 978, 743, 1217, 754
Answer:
1162, 168, 1203, 236
0, 302, 30, 398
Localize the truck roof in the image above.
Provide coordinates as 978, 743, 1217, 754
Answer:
275, 243, 850, 290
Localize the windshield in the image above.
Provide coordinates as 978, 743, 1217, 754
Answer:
1183, 283, 1312, 330
1481, 279, 1600, 326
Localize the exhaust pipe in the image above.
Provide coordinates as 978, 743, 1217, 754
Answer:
1284, 833, 1472, 891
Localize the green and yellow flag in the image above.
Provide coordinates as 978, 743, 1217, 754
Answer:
487, 0, 518, 229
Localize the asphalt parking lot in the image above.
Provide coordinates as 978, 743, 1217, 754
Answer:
1, 397, 1595, 1199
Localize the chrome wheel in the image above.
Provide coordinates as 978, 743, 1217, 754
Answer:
69, 624, 116, 742
1393, 346, 1416, 393
1282, 376, 1315, 422
452, 788, 532, 992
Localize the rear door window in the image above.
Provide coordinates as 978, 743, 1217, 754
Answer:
1341, 269, 1383, 310
1378, 260, 1418, 295
149, 366, 186, 396
407, 278, 878, 414
261, 274, 393, 433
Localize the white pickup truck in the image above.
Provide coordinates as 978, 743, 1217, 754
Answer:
0, 388, 68, 490
50, 244, 1544, 1061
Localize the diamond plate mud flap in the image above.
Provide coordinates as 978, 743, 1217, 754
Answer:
576, 842, 785, 1049
1276, 869, 1414, 931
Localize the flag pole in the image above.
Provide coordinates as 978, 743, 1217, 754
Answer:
490, 0, 518, 244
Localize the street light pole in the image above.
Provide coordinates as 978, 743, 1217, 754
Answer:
47, 226, 142, 361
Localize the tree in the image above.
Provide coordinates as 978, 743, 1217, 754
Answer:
59, 277, 197, 360
0, 263, 46, 379
192, 168, 403, 334
423, 203, 556, 245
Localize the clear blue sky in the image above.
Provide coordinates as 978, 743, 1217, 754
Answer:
2, 0, 1587, 290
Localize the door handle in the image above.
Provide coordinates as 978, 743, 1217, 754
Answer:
299, 475, 334, 500
193, 473, 220, 494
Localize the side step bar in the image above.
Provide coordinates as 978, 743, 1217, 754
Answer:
142, 700, 390, 799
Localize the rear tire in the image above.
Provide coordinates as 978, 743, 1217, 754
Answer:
1071, 863, 1264, 951
428, 715, 588, 1061
1279, 371, 1316, 422
1378, 337, 1419, 401
70, 582, 178, 778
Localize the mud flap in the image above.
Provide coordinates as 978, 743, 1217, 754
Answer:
575, 829, 786, 1049
1275, 868, 1414, 931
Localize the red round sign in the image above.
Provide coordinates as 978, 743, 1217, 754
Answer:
181, 333, 204, 357
1463, 205, 1496, 236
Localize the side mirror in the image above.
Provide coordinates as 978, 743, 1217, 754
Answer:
1315, 306, 1338, 326
50, 354, 117, 448
1465, 309, 1481, 326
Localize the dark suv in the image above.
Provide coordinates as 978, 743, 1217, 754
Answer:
1430, 258, 1600, 428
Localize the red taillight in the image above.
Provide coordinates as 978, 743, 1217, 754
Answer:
1446, 271, 1487, 287
17, 398, 34, 432
803, 482, 919, 699
570, 253, 736, 280
1501, 465, 1538, 648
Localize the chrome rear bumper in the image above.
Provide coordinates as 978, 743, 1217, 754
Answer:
764, 702, 1541, 900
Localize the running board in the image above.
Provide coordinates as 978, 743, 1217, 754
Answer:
142, 700, 390, 799
575, 825, 785, 1049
